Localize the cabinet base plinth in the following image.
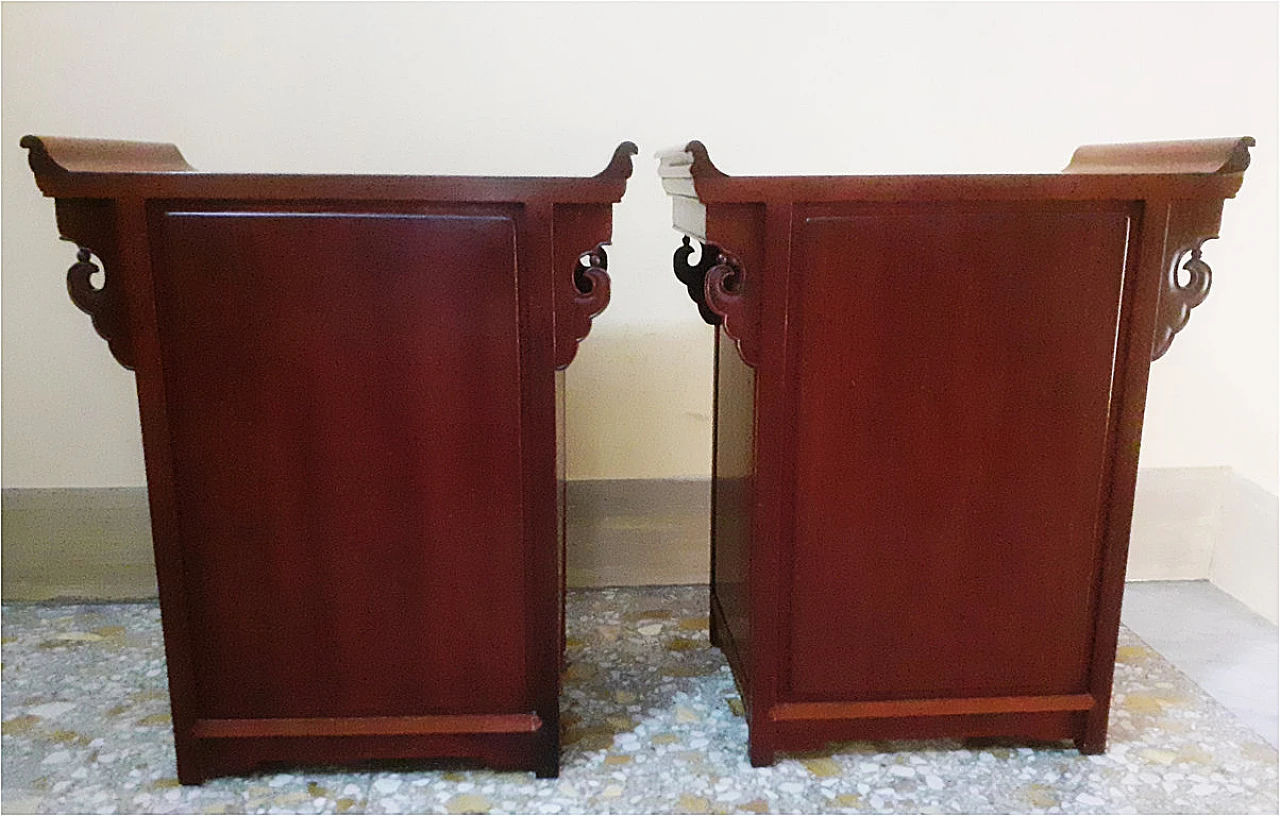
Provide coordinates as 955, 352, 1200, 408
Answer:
765, 708, 1090, 758
180, 726, 558, 783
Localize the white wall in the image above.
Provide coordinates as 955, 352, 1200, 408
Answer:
3, 2, 1276, 492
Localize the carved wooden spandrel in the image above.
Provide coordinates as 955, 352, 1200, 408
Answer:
702, 246, 757, 369
64, 246, 134, 370
547, 142, 634, 371
48, 197, 133, 369
1154, 239, 1213, 361
673, 236, 722, 326
558, 242, 612, 368
672, 236, 758, 367
1150, 194, 1240, 361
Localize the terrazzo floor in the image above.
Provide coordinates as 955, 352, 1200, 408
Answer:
2, 586, 1277, 814
1121, 581, 1279, 747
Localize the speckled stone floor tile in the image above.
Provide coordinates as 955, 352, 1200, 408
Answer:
3, 587, 1276, 814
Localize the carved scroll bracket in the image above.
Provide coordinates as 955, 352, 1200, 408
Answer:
1152, 239, 1213, 361
48, 197, 134, 370
1150, 192, 1236, 362
556, 244, 612, 370
704, 245, 758, 369
66, 244, 134, 370
672, 236, 757, 367
673, 236, 722, 325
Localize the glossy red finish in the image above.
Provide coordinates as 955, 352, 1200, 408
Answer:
660, 138, 1253, 765
23, 136, 635, 782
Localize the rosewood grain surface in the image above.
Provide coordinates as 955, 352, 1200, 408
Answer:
23, 136, 636, 782
788, 203, 1130, 703
155, 212, 529, 720
660, 137, 1253, 765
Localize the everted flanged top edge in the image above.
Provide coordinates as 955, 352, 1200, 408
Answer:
656, 140, 728, 180
1063, 136, 1254, 175
21, 135, 195, 175
595, 141, 640, 181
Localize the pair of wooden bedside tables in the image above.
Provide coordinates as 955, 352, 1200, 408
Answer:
21, 134, 1253, 782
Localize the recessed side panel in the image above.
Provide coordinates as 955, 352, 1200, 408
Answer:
786, 203, 1130, 702
712, 324, 756, 688
153, 211, 527, 719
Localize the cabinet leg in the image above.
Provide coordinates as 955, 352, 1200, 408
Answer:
1077, 703, 1110, 755
534, 753, 560, 779
748, 734, 775, 768
174, 743, 206, 786
177, 766, 206, 786
533, 713, 560, 778
1075, 734, 1106, 755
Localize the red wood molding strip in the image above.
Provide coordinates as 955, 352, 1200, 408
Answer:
772, 694, 1096, 722
192, 714, 543, 739
1063, 137, 1253, 175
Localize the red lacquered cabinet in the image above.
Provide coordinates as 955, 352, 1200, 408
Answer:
22, 136, 636, 782
658, 138, 1254, 764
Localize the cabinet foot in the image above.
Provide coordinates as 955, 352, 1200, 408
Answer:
748, 740, 775, 768
174, 748, 206, 786
1075, 735, 1106, 755
533, 715, 560, 778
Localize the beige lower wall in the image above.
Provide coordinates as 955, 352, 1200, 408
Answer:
564, 323, 715, 481
1127, 467, 1229, 581
1, 487, 157, 601
4, 468, 1276, 622
0, 480, 712, 601
1209, 471, 1280, 624
565, 479, 709, 588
